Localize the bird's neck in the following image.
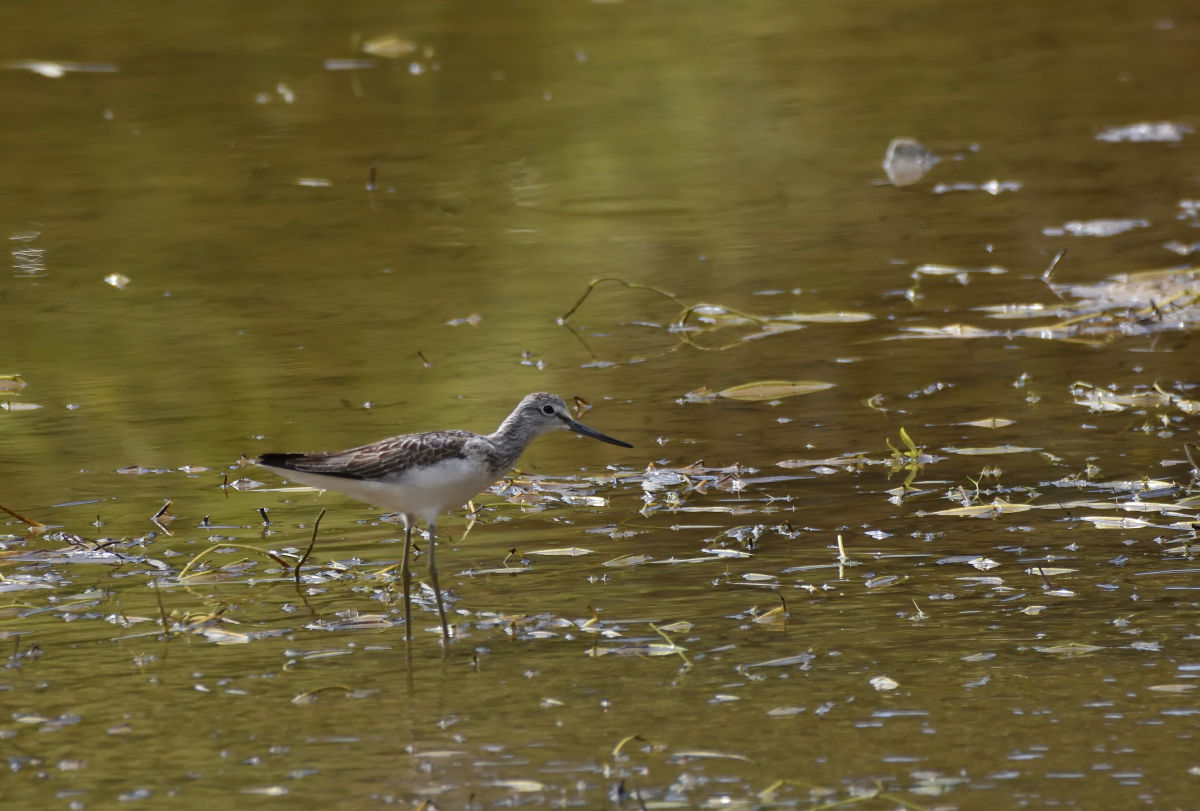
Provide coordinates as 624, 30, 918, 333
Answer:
486, 414, 542, 472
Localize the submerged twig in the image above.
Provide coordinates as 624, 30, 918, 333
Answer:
291, 684, 356, 704
295, 508, 326, 585
1036, 566, 1053, 590
1041, 250, 1068, 302
178, 543, 290, 579
0, 503, 45, 530
612, 733, 655, 760
558, 276, 786, 356
1184, 443, 1200, 476
153, 580, 172, 640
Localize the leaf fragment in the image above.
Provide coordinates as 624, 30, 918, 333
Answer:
716, 381, 834, 401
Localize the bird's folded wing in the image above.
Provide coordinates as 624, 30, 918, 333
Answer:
258, 430, 475, 481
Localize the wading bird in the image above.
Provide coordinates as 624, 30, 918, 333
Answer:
256, 392, 632, 641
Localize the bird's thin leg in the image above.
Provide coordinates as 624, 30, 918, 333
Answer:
427, 520, 450, 641
400, 518, 414, 641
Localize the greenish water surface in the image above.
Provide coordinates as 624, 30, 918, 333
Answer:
3, 1, 1200, 808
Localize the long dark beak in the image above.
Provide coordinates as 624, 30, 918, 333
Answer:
566, 419, 633, 448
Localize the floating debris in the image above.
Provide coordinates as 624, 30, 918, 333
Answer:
1034, 643, 1104, 655
6, 60, 118, 78
883, 137, 938, 186
11, 231, 45, 277
944, 445, 1041, 455
1043, 219, 1150, 237
955, 418, 1015, 428
913, 264, 1007, 282
0, 401, 41, 411
324, 59, 375, 70
525, 547, 594, 556
362, 35, 417, 58
932, 180, 1022, 195
683, 381, 834, 403
928, 500, 1032, 518
1096, 122, 1192, 143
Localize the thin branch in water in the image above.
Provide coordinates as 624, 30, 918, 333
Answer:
557, 276, 779, 358
1184, 443, 1200, 475
295, 508, 327, 585
178, 543, 290, 579
0, 503, 45, 530
153, 580, 172, 640
1037, 566, 1053, 590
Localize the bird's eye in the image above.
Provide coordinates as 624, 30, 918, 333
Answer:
541, 404, 555, 415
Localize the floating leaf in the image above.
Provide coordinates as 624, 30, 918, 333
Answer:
488, 779, 545, 792
1128, 640, 1162, 652
525, 547, 594, 556
7, 60, 118, 78
1096, 122, 1192, 143
1034, 643, 1104, 655
306, 614, 396, 631
768, 312, 873, 324
753, 605, 788, 625
602, 554, 652, 567
717, 381, 834, 401
777, 455, 865, 469
1082, 516, 1155, 529
913, 264, 1006, 278
865, 575, 901, 588
669, 750, 750, 762
929, 499, 1033, 517
869, 675, 900, 691
944, 445, 1041, 455
361, 35, 417, 58
657, 621, 693, 633
1044, 219, 1149, 237
740, 652, 815, 670
459, 567, 535, 575
955, 418, 1015, 428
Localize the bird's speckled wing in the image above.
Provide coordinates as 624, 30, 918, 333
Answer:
258, 430, 478, 481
